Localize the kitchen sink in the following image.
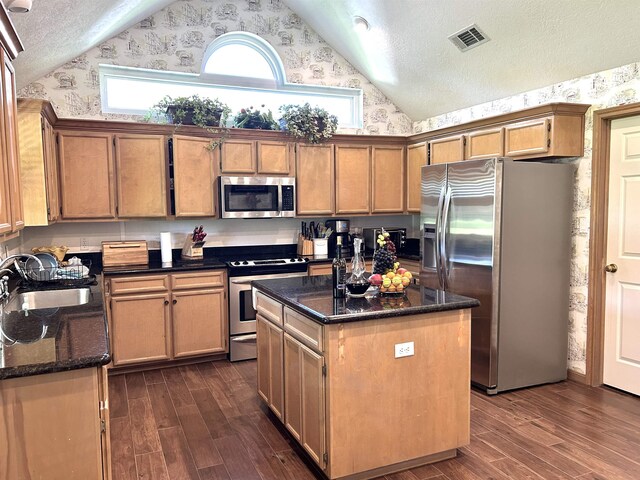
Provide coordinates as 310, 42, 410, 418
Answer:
5, 287, 91, 312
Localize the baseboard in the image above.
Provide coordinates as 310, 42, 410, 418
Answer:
567, 368, 587, 384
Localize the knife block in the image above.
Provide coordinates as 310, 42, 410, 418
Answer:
181, 235, 205, 260
297, 235, 314, 256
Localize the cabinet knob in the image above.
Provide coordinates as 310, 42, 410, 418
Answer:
164, 300, 169, 305
172, 299, 177, 304
605, 263, 618, 273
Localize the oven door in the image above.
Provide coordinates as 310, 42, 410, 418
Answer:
220, 177, 281, 219
228, 272, 306, 361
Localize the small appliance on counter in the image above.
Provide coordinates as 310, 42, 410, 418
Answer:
363, 227, 406, 253
325, 219, 351, 257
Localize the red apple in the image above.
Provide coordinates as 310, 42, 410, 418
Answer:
369, 273, 383, 286
396, 268, 408, 275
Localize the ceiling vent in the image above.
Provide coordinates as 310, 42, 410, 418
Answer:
449, 24, 489, 52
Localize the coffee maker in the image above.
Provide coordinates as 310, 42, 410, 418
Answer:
325, 219, 351, 257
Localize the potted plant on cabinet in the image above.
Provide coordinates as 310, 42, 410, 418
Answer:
233, 105, 279, 130
278, 103, 338, 144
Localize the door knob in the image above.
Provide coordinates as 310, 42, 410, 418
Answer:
605, 264, 618, 273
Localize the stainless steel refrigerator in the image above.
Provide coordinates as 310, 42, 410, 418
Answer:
420, 157, 574, 394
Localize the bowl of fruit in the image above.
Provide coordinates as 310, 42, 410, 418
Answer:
369, 229, 413, 296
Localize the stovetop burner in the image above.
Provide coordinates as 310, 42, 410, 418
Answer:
226, 257, 309, 276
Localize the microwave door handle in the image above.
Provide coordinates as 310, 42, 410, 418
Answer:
277, 184, 283, 215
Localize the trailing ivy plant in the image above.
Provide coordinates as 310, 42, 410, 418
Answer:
279, 103, 338, 144
151, 95, 231, 150
233, 105, 279, 130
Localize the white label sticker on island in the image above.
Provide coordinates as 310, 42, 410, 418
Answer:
394, 341, 414, 358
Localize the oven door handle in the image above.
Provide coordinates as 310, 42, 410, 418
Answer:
231, 279, 254, 285
231, 334, 257, 343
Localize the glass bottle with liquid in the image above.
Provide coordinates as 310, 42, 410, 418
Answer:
332, 236, 346, 298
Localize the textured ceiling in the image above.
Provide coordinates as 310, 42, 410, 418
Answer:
6, 0, 640, 121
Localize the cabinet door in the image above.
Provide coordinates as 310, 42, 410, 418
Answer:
1, 54, 23, 232
429, 135, 465, 165
172, 288, 227, 357
371, 145, 405, 213
173, 135, 217, 217
335, 145, 370, 215
221, 139, 255, 173
0, 52, 13, 234
115, 134, 167, 217
406, 142, 427, 213
257, 140, 291, 175
43, 118, 59, 222
296, 144, 334, 216
110, 292, 171, 365
58, 131, 116, 219
466, 127, 504, 160
284, 333, 326, 467
0, 368, 103, 480
504, 118, 550, 157
257, 315, 284, 420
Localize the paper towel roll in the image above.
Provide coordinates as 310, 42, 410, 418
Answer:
160, 232, 172, 264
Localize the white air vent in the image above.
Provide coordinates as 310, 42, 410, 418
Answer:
449, 24, 490, 52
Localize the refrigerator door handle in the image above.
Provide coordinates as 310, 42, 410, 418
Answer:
435, 185, 446, 289
441, 184, 453, 289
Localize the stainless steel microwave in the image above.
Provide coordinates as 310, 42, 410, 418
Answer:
218, 176, 296, 218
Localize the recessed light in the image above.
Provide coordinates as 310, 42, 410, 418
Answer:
6, 0, 32, 13
353, 16, 370, 33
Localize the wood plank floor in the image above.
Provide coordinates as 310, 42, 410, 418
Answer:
109, 360, 640, 480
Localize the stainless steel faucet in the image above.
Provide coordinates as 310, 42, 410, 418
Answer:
0, 254, 45, 299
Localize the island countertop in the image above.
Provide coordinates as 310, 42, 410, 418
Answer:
251, 275, 479, 324
0, 280, 110, 380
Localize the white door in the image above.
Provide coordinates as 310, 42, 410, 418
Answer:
603, 115, 640, 395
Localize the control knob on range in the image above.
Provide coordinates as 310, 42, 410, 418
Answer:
232, 261, 241, 266
242, 260, 249, 265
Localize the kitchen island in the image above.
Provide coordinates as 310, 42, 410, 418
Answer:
252, 275, 479, 480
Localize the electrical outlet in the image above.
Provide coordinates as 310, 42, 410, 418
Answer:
80, 237, 90, 250
394, 341, 414, 358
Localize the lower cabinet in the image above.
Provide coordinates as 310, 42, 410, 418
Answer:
106, 270, 227, 367
0, 367, 110, 480
257, 314, 284, 420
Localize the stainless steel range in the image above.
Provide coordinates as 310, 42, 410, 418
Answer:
227, 256, 308, 361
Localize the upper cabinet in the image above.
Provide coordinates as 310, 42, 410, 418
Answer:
221, 138, 292, 176
17, 99, 59, 226
421, 103, 590, 166
0, 9, 24, 237
335, 145, 370, 215
406, 142, 427, 213
371, 145, 405, 214
114, 134, 167, 218
173, 135, 218, 217
296, 143, 334, 216
57, 131, 116, 219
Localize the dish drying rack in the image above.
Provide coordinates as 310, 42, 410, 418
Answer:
15, 258, 96, 288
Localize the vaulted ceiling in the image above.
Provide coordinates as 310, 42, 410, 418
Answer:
6, 0, 640, 120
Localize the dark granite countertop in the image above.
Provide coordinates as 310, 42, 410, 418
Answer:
251, 275, 479, 324
102, 256, 226, 276
0, 280, 110, 380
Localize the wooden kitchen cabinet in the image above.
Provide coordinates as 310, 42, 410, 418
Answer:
57, 130, 116, 219
371, 145, 405, 213
221, 139, 292, 175
0, 367, 110, 480
257, 314, 285, 420
173, 135, 218, 217
335, 144, 370, 215
296, 143, 334, 216
106, 270, 228, 367
17, 100, 60, 226
110, 292, 172, 366
115, 134, 167, 217
466, 127, 504, 160
429, 134, 465, 165
406, 142, 427, 213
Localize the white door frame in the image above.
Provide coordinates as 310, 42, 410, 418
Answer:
588, 101, 640, 386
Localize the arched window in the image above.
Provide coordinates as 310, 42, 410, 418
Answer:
100, 32, 362, 128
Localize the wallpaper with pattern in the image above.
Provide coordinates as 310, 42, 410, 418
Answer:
415, 61, 640, 374
17, 0, 412, 135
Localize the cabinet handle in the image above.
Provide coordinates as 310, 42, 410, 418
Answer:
172, 299, 177, 304
164, 300, 169, 305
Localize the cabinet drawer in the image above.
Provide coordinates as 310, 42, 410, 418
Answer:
256, 292, 284, 326
171, 271, 226, 290
109, 275, 169, 295
284, 307, 323, 353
